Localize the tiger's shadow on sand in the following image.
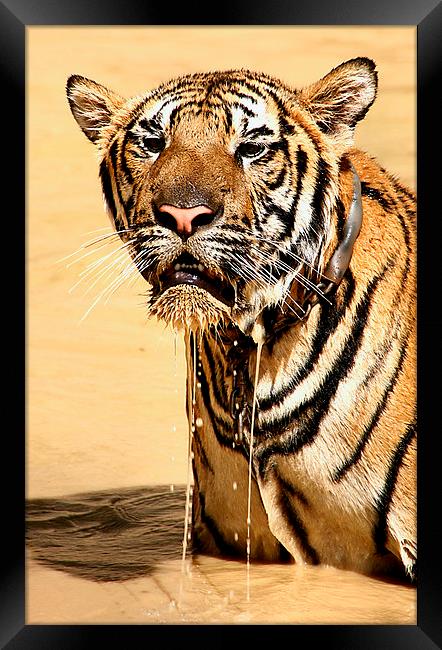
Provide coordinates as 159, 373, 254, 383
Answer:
26, 485, 187, 582
26, 485, 412, 586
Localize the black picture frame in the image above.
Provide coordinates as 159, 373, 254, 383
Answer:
3, 0, 440, 646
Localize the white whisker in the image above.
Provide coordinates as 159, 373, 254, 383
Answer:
55, 228, 132, 266
253, 233, 322, 277
250, 239, 331, 303
68, 243, 132, 294
80, 251, 131, 297
64, 236, 128, 270
78, 257, 137, 322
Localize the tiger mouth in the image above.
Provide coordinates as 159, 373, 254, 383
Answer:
158, 253, 235, 306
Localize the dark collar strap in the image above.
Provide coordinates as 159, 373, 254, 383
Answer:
322, 163, 362, 286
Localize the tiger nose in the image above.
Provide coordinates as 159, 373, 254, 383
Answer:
157, 204, 216, 240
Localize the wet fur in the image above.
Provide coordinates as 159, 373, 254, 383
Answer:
67, 59, 416, 581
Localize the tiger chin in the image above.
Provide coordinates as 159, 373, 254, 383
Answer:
67, 58, 416, 582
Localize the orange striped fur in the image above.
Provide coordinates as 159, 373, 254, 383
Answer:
67, 58, 416, 580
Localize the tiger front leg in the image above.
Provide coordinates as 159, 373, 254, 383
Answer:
189, 429, 288, 562
384, 466, 417, 581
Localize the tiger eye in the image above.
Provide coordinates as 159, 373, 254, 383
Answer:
237, 142, 265, 159
142, 136, 165, 154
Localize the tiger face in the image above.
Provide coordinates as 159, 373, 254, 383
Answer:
67, 59, 377, 337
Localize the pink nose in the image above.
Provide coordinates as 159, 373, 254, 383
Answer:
158, 204, 215, 237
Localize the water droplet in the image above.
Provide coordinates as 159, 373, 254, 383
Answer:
233, 369, 237, 377
232, 481, 238, 491
196, 417, 203, 428
190, 451, 195, 459
196, 381, 201, 389
232, 442, 236, 449
234, 532, 239, 541
233, 340, 238, 346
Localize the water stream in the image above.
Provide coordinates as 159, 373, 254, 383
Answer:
246, 339, 263, 601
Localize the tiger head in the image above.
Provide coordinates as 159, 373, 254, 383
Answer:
67, 59, 377, 338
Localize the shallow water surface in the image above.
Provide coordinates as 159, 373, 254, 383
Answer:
26, 485, 416, 624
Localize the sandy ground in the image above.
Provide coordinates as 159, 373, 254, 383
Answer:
27, 26, 416, 624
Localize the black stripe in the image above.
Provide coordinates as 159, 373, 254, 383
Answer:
109, 139, 128, 215
137, 88, 198, 131
123, 112, 165, 180
271, 469, 310, 508
256, 266, 391, 478
223, 105, 233, 132
258, 199, 294, 244
261, 85, 292, 123
138, 117, 163, 133
310, 157, 331, 244
99, 159, 124, 232
230, 100, 257, 118
226, 81, 261, 103
203, 335, 229, 405
373, 418, 416, 552
168, 101, 193, 129
244, 125, 274, 138
119, 135, 134, 184
389, 175, 416, 204
192, 485, 240, 557
192, 423, 213, 474
122, 82, 200, 137
361, 181, 414, 286
227, 78, 292, 128
277, 146, 307, 239
197, 351, 244, 452
385, 188, 413, 252
360, 292, 409, 390
189, 334, 232, 446
266, 165, 287, 192
267, 140, 288, 153
272, 472, 319, 564
259, 271, 355, 411
361, 182, 392, 209
361, 182, 413, 249
332, 337, 410, 481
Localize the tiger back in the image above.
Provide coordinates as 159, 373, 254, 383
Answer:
67, 58, 416, 581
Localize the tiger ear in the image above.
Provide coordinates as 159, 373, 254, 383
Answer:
66, 75, 125, 143
298, 58, 378, 144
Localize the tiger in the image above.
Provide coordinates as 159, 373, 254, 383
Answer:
66, 57, 416, 581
